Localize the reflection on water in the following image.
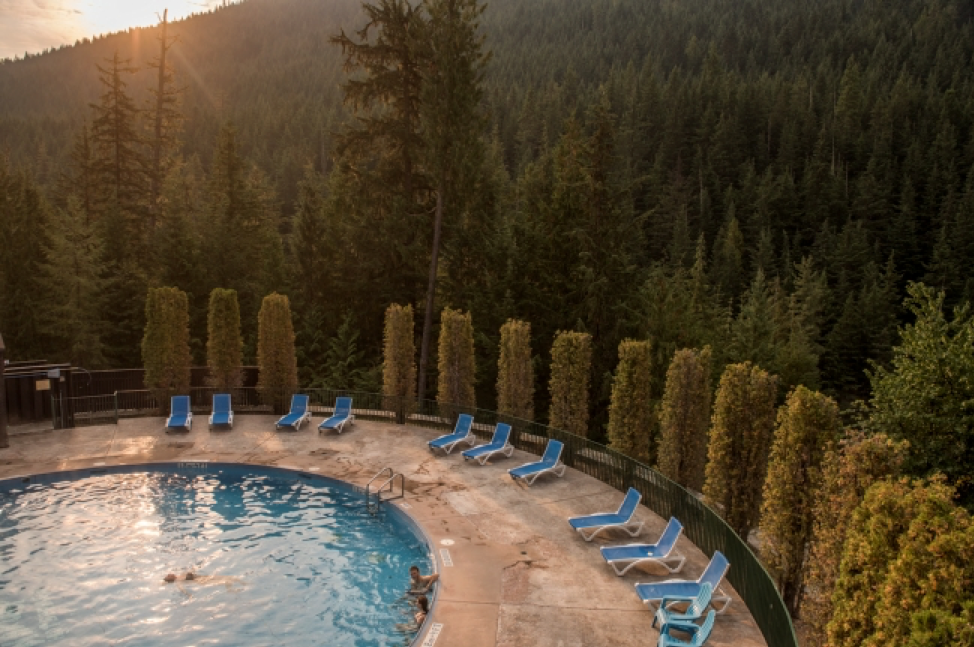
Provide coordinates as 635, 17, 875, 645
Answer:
0, 468, 431, 647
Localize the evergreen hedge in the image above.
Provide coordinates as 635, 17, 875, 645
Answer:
256, 293, 298, 412
382, 303, 416, 412
548, 331, 592, 438
141, 286, 191, 411
497, 319, 534, 420
436, 307, 476, 408
206, 288, 243, 389
606, 339, 653, 463
657, 346, 712, 490
702, 361, 778, 539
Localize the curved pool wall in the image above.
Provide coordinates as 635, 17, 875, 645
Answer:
0, 461, 437, 647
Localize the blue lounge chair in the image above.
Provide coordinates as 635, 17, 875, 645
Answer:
166, 395, 192, 432
657, 610, 716, 647
276, 394, 311, 431
635, 551, 732, 614
599, 517, 685, 575
462, 423, 514, 465
653, 582, 712, 634
569, 487, 644, 541
428, 414, 476, 454
208, 393, 233, 429
319, 397, 355, 434
509, 439, 566, 485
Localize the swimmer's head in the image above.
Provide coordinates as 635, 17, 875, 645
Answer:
184, 572, 196, 580
164, 573, 177, 583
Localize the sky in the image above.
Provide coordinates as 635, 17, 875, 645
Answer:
0, 0, 227, 60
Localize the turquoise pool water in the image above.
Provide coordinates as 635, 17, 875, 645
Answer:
0, 463, 433, 646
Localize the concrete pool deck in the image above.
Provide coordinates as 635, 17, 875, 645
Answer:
0, 417, 768, 647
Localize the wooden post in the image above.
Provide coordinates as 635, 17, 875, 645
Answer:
0, 333, 8, 448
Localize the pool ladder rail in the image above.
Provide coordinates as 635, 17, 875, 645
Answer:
365, 467, 405, 514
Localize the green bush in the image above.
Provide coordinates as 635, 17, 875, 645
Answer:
206, 288, 242, 389
657, 346, 712, 490
758, 386, 840, 614
256, 293, 298, 412
141, 286, 191, 411
497, 319, 534, 420
436, 307, 476, 408
548, 331, 592, 437
702, 361, 778, 538
383, 304, 417, 401
606, 339, 653, 463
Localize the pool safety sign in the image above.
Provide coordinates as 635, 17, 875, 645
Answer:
439, 548, 453, 567
422, 623, 443, 647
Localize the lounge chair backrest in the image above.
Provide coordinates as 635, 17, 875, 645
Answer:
213, 393, 231, 413
686, 582, 713, 619
291, 394, 309, 414
693, 610, 717, 645
492, 423, 512, 446
455, 414, 473, 435
617, 487, 642, 519
541, 439, 564, 465
657, 517, 684, 553
334, 397, 352, 416
699, 551, 730, 589
171, 396, 190, 415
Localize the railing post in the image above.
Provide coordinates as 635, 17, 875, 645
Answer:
0, 333, 7, 449
114, 391, 119, 425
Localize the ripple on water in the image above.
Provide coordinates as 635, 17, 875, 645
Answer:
0, 468, 431, 647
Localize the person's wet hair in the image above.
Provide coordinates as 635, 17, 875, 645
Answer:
417, 596, 429, 613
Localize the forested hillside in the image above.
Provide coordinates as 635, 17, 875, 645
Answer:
2, 0, 974, 426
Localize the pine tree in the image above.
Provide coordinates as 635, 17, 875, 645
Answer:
145, 9, 184, 229
865, 282, 974, 500
802, 432, 907, 647
548, 331, 592, 437
658, 346, 713, 491
206, 288, 242, 389
606, 339, 653, 463
142, 287, 192, 409
256, 293, 298, 411
89, 51, 146, 241
321, 313, 370, 389
703, 362, 778, 538
497, 319, 534, 420
0, 161, 49, 360
436, 307, 476, 408
383, 304, 417, 410
38, 199, 107, 368
759, 386, 840, 614
417, 0, 490, 402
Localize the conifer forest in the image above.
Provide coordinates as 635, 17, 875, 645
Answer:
4, 0, 974, 638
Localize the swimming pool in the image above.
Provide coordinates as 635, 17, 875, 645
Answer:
0, 463, 434, 647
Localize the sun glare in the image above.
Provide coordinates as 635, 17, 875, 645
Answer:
0, 0, 229, 60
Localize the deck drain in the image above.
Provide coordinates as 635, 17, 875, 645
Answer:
168, 442, 194, 449
439, 539, 454, 546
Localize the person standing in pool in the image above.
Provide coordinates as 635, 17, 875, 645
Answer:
408, 565, 438, 593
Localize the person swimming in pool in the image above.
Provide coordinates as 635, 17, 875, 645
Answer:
163, 571, 243, 595
408, 565, 438, 594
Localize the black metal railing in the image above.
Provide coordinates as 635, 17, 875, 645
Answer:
57, 386, 797, 647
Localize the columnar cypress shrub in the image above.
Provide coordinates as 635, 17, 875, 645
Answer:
142, 286, 192, 409
436, 308, 476, 407
606, 339, 653, 463
702, 361, 778, 539
827, 478, 970, 647
802, 432, 906, 647
657, 347, 713, 490
758, 386, 840, 614
256, 293, 298, 410
548, 331, 592, 437
497, 319, 534, 420
382, 304, 416, 411
206, 288, 242, 389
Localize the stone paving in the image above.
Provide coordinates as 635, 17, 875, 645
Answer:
0, 416, 768, 647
